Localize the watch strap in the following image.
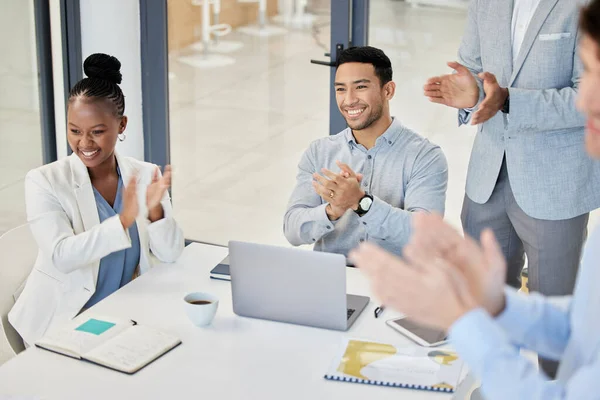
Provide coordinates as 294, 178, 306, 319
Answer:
355, 194, 373, 217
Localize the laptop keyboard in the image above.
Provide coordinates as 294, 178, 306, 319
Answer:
347, 308, 356, 320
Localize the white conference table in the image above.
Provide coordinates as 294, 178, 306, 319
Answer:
0, 243, 459, 400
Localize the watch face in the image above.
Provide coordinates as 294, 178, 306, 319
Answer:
360, 196, 373, 210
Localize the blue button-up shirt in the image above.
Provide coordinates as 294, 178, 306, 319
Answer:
84, 169, 141, 309
284, 118, 448, 257
449, 224, 600, 399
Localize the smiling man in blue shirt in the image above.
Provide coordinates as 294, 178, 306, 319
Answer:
284, 46, 448, 257
351, 3, 600, 398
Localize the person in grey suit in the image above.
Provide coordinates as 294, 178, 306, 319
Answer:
352, 4, 600, 396
424, 2, 600, 302
424, 0, 600, 377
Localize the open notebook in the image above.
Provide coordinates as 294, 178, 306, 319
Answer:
35, 316, 181, 374
325, 338, 464, 393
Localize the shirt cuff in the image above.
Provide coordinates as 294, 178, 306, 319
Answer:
449, 308, 512, 376
359, 195, 392, 230
309, 203, 336, 240
108, 214, 132, 245
458, 83, 484, 126
495, 288, 531, 334
325, 204, 344, 227
147, 215, 174, 232
458, 109, 471, 126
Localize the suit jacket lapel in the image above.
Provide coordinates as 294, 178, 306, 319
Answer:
510, 0, 560, 85
70, 152, 145, 291
70, 154, 100, 290
115, 152, 146, 217
115, 152, 137, 188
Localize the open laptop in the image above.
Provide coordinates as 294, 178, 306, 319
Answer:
229, 241, 369, 331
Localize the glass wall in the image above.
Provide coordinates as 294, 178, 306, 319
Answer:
368, 0, 472, 229
167, 0, 475, 245
167, 0, 331, 246
163, 0, 600, 256
0, 0, 44, 235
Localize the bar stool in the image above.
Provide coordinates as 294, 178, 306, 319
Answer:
179, 0, 237, 69
190, 0, 244, 53
272, 0, 316, 29
237, 0, 288, 37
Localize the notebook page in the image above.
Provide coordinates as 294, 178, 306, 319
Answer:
36, 317, 132, 358
360, 355, 442, 386
82, 325, 181, 374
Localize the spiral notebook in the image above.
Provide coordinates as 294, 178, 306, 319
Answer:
324, 338, 464, 393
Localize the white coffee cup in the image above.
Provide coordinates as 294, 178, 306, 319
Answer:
183, 292, 219, 326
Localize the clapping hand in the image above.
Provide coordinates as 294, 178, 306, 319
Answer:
146, 165, 172, 222
312, 161, 364, 221
350, 213, 508, 331
424, 62, 480, 109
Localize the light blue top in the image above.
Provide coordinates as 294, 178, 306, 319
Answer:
83, 168, 140, 309
449, 224, 600, 399
283, 118, 448, 257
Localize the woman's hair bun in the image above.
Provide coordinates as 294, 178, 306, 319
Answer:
83, 53, 122, 84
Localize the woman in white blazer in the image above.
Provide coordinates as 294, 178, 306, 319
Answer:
9, 53, 185, 345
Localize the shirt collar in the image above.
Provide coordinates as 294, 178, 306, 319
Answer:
344, 127, 357, 146
379, 117, 403, 146
344, 117, 404, 148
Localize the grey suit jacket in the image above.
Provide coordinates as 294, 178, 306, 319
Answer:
458, 0, 600, 220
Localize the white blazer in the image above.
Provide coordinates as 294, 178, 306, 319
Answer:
9, 153, 185, 345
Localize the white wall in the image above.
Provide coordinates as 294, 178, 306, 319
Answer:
0, 0, 39, 111
79, 0, 144, 160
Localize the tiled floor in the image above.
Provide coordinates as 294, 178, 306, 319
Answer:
1, 0, 598, 251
